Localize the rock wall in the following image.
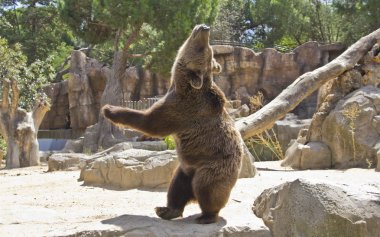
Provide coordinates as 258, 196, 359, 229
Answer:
41, 42, 344, 131
213, 42, 344, 118
41, 51, 110, 130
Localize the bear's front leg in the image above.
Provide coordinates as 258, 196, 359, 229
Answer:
102, 104, 139, 125
102, 100, 181, 137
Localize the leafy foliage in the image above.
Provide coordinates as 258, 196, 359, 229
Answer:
210, 0, 247, 42
59, 0, 220, 75
333, 0, 380, 44
0, 37, 54, 110
241, 0, 379, 50
0, 0, 75, 66
19, 57, 55, 109
164, 136, 176, 150
245, 0, 343, 48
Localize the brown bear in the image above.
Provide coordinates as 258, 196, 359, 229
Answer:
102, 24, 243, 224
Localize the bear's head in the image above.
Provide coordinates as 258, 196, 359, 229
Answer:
172, 24, 222, 90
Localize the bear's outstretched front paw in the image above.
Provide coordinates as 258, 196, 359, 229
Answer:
155, 207, 183, 220
102, 104, 116, 120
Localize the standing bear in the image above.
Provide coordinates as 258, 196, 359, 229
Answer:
102, 24, 243, 224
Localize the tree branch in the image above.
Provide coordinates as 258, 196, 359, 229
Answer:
109, 24, 143, 75
123, 25, 143, 51
126, 52, 151, 58
114, 29, 122, 52
0, 106, 9, 140
55, 67, 70, 83
32, 99, 51, 131
10, 79, 19, 116
2, 80, 10, 108
236, 28, 380, 139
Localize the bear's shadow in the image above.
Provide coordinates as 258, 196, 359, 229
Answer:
101, 214, 227, 234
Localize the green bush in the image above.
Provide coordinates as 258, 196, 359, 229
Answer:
164, 136, 176, 150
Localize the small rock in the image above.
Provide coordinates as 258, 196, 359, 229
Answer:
48, 153, 90, 172
62, 138, 84, 153
281, 141, 332, 169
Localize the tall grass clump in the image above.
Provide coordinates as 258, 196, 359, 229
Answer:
245, 91, 284, 161
342, 103, 360, 161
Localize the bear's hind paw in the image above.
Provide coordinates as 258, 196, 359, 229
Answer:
195, 213, 219, 224
155, 207, 182, 220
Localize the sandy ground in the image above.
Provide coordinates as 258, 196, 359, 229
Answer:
0, 162, 379, 237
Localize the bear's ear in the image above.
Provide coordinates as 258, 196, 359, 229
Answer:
212, 58, 222, 74
190, 71, 203, 89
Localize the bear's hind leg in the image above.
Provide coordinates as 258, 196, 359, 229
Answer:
192, 168, 238, 224
155, 167, 194, 220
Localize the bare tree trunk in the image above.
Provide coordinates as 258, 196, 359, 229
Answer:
236, 28, 380, 139
96, 51, 127, 149
94, 27, 142, 150
1, 100, 50, 168
6, 139, 20, 168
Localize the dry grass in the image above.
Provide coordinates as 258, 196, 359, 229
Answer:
249, 91, 265, 113
246, 92, 284, 161
342, 103, 360, 161
246, 128, 284, 161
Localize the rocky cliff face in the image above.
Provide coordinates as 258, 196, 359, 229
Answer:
40, 42, 344, 130
213, 42, 344, 117
281, 43, 380, 170
41, 52, 169, 130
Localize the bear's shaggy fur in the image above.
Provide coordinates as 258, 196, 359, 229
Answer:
102, 24, 243, 224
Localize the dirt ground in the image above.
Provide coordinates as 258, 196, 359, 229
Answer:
1, 162, 379, 237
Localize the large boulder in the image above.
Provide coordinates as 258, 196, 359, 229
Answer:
253, 179, 380, 237
240, 144, 257, 178
322, 86, 380, 168
273, 113, 311, 151
283, 44, 380, 170
62, 137, 84, 153
281, 141, 332, 169
80, 145, 256, 189
283, 86, 380, 169
49, 141, 169, 172
80, 149, 179, 189
48, 153, 90, 171
130, 140, 167, 151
